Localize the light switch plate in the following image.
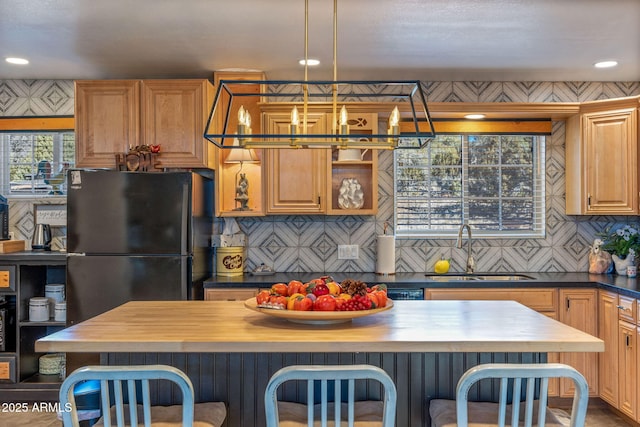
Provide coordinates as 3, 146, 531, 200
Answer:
338, 244, 359, 259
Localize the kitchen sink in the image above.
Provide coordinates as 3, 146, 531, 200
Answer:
424, 274, 534, 281
424, 275, 481, 281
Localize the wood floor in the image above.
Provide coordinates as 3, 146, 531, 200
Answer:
0, 404, 634, 426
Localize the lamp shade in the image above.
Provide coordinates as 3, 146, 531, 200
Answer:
225, 138, 259, 163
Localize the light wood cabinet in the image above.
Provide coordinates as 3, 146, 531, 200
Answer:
140, 80, 215, 168
618, 320, 637, 419
597, 290, 640, 421
598, 290, 619, 406
424, 288, 557, 314
617, 294, 637, 420
565, 97, 639, 215
263, 110, 380, 215
75, 80, 140, 167
558, 288, 598, 397
213, 71, 266, 216
204, 288, 259, 301
264, 112, 328, 214
75, 79, 215, 169
327, 112, 379, 215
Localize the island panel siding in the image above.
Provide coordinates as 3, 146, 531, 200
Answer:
102, 351, 544, 427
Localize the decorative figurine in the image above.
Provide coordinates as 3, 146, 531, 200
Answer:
234, 173, 250, 211
588, 238, 612, 274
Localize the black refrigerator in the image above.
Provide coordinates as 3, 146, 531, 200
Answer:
66, 169, 213, 326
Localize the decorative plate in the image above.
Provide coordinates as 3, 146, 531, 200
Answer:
244, 298, 393, 325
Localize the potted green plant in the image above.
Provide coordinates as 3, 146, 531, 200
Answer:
598, 225, 640, 275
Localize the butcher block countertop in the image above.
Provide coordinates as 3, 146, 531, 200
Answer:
36, 300, 603, 354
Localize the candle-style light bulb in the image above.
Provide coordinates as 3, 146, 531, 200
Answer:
389, 106, 399, 128
290, 106, 299, 137
339, 105, 349, 139
388, 106, 400, 144
237, 105, 247, 138
238, 106, 247, 125
340, 105, 348, 126
245, 111, 252, 135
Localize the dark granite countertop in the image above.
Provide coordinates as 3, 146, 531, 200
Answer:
0, 250, 67, 263
204, 271, 640, 298
4, 251, 637, 298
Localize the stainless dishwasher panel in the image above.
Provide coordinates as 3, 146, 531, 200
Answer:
386, 288, 424, 300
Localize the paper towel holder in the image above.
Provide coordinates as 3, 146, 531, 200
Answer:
376, 223, 396, 275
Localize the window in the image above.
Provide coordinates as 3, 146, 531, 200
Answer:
0, 132, 75, 196
395, 134, 545, 238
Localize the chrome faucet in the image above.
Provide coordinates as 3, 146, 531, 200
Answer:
457, 223, 475, 274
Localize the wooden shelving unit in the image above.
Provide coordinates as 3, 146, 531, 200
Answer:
0, 253, 66, 401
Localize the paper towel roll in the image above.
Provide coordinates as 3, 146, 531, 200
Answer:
376, 235, 396, 274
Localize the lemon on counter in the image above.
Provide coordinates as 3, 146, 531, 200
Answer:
434, 257, 450, 274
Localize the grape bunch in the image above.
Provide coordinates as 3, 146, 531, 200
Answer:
337, 294, 372, 311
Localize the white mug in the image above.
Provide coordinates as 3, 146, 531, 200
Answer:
627, 265, 637, 278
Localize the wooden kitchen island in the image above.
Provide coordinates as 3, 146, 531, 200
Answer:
36, 300, 603, 427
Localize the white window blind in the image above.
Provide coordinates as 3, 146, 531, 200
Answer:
395, 134, 545, 238
0, 132, 75, 196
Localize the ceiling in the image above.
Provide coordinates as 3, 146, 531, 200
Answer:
1, 0, 639, 82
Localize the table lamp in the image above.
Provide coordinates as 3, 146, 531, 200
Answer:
225, 139, 259, 211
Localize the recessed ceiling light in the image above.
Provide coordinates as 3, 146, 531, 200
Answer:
5, 57, 29, 65
464, 114, 486, 120
299, 59, 320, 66
594, 60, 618, 68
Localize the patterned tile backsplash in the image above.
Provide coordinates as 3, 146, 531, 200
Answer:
2, 79, 639, 270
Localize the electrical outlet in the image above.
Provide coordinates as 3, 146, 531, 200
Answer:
338, 244, 359, 259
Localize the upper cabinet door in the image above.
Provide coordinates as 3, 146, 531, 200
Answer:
584, 108, 637, 214
264, 112, 328, 214
566, 97, 639, 215
75, 79, 214, 169
75, 80, 140, 168
141, 79, 214, 168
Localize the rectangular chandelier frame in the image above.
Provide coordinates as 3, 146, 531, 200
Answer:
204, 79, 436, 150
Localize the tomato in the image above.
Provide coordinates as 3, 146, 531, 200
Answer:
269, 295, 288, 307
287, 293, 305, 310
371, 284, 388, 293
287, 280, 305, 296
256, 290, 271, 305
271, 283, 288, 296
373, 290, 387, 308
292, 295, 313, 311
313, 294, 337, 311
308, 277, 326, 287
366, 292, 379, 309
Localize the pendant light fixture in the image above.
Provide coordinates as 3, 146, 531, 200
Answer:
204, 0, 436, 150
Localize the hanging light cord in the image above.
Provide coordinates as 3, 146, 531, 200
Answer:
302, 0, 340, 136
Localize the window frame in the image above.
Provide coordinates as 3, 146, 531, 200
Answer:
393, 133, 546, 239
0, 117, 75, 198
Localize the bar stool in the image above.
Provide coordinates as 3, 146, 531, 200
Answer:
264, 364, 397, 427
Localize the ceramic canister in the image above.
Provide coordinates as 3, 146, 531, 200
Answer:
45, 284, 65, 317
29, 297, 50, 321
54, 301, 66, 322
